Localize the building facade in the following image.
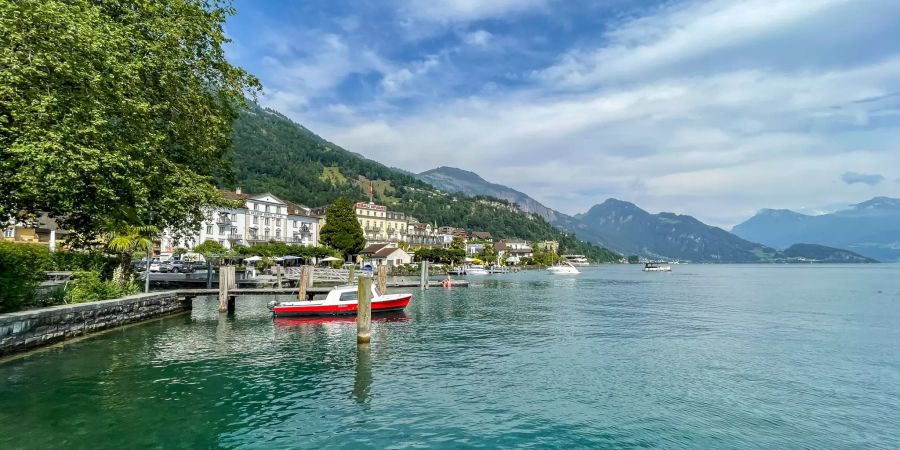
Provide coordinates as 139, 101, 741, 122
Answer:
161, 190, 322, 253
354, 202, 410, 245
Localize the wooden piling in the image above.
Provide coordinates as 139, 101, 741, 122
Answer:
376, 265, 388, 295
424, 261, 429, 290
348, 266, 355, 284
218, 265, 236, 313
276, 265, 283, 288
297, 265, 310, 300
357, 276, 372, 344
419, 261, 426, 289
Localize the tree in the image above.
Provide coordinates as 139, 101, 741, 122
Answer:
194, 240, 226, 257
106, 225, 157, 276
627, 255, 640, 264
0, 0, 260, 240
319, 198, 365, 257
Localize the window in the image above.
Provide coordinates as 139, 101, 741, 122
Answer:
275, 229, 281, 238
276, 218, 281, 227
253, 203, 258, 211
265, 205, 270, 213
230, 213, 236, 221
339, 291, 358, 302
231, 227, 237, 235
293, 221, 298, 228
3, 228, 13, 238
265, 217, 270, 226
264, 230, 270, 239
253, 216, 258, 225
205, 225, 212, 235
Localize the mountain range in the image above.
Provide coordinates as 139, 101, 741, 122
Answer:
732, 197, 900, 262
227, 104, 621, 262
227, 103, 883, 264
412, 165, 884, 263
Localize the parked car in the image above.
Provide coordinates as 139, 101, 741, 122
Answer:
149, 259, 161, 272
132, 260, 148, 272
160, 260, 193, 273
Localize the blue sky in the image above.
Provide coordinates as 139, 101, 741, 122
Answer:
225, 0, 900, 227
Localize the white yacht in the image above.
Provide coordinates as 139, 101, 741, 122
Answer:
547, 261, 580, 275
643, 261, 672, 272
561, 255, 590, 266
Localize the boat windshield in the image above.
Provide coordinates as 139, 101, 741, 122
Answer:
339, 291, 358, 302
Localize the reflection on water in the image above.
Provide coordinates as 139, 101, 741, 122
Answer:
1, 265, 899, 448
353, 343, 372, 405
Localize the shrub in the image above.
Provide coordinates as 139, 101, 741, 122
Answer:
0, 242, 52, 313
66, 268, 140, 304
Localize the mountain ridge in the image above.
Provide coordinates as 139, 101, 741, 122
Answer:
732, 197, 900, 261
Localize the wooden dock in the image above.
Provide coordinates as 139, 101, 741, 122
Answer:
175, 280, 469, 300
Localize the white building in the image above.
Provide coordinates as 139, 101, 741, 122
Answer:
161, 189, 322, 253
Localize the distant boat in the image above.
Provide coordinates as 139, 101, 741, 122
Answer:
547, 261, 580, 275
561, 254, 590, 266
466, 265, 489, 275
643, 262, 672, 272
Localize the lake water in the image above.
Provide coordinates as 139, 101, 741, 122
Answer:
2, 265, 899, 448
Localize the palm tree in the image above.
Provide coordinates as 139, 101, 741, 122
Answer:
107, 225, 158, 276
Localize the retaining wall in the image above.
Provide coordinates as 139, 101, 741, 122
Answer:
0, 292, 191, 357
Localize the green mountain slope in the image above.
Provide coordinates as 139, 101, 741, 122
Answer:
782, 244, 878, 263
227, 105, 621, 262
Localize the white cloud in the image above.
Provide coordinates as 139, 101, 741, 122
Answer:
315, 56, 900, 227
536, 0, 863, 87
399, 0, 547, 24
461, 29, 493, 47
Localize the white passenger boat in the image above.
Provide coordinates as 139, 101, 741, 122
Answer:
465, 265, 489, 275
561, 255, 590, 266
643, 262, 672, 272
547, 261, 580, 275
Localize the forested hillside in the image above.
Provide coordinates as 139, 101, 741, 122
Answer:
228, 105, 621, 262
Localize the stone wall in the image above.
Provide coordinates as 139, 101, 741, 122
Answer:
0, 292, 191, 357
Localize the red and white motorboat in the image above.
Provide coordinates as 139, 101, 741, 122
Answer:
268, 284, 412, 317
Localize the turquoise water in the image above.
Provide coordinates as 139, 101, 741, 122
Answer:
1, 265, 899, 448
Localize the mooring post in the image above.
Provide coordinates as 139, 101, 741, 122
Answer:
424, 260, 429, 290
376, 265, 387, 295
348, 266, 355, 284
218, 265, 235, 313
419, 261, 425, 289
357, 276, 372, 344
297, 265, 310, 300
206, 261, 212, 289
277, 264, 283, 288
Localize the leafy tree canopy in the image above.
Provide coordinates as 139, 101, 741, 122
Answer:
0, 0, 260, 241
319, 198, 365, 257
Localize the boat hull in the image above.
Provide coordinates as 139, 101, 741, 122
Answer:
272, 295, 412, 317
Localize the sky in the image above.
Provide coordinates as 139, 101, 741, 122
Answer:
225, 0, 900, 228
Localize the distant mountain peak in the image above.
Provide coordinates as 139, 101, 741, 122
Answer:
415, 166, 567, 223
852, 196, 900, 210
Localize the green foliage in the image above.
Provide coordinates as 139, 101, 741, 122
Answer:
319, 198, 365, 256
194, 240, 227, 256
0, 0, 260, 239
0, 242, 52, 313
66, 269, 140, 304
530, 243, 559, 266
413, 247, 466, 264
627, 255, 640, 264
